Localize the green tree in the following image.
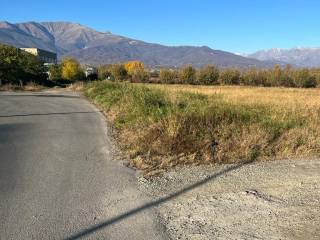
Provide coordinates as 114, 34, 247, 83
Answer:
48, 64, 62, 81
197, 65, 219, 85
0, 44, 45, 85
179, 65, 196, 84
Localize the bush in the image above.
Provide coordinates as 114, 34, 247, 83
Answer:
197, 65, 219, 85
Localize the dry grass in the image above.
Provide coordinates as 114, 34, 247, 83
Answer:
142, 83, 320, 108
85, 81, 320, 175
0, 82, 45, 91
66, 81, 86, 91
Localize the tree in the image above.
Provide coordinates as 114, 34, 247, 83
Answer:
278, 65, 295, 87
124, 61, 145, 76
293, 68, 317, 88
241, 67, 263, 86
98, 64, 112, 80
61, 58, 84, 81
219, 69, 240, 85
109, 64, 128, 81
48, 64, 62, 81
179, 65, 196, 84
124, 61, 149, 82
159, 69, 177, 84
0, 44, 45, 85
197, 65, 219, 85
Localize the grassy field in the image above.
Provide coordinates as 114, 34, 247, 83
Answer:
84, 81, 320, 175
142, 83, 320, 108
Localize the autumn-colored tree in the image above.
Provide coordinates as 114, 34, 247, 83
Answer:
159, 69, 177, 84
310, 68, 320, 87
124, 61, 149, 82
219, 69, 240, 85
61, 58, 85, 81
179, 65, 196, 84
241, 67, 264, 86
293, 68, 317, 88
197, 65, 219, 85
98, 64, 112, 80
280, 65, 295, 87
124, 61, 145, 75
109, 64, 128, 81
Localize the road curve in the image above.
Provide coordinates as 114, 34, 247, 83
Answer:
0, 90, 167, 240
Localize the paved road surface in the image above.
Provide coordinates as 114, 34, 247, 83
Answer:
0, 90, 167, 240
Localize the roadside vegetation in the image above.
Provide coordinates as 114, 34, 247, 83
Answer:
0, 44, 47, 87
84, 81, 320, 175
0, 44, 89, 90
1, 44, 319, 174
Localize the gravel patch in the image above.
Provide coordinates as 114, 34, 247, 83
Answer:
138, 159, 320, 240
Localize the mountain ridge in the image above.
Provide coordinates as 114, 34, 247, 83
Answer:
248, 47, 320, 67
0, 21, 274, 68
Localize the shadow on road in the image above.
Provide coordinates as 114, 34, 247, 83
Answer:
65, 160, 254, 240
0, 94, 80, 99
0, 111, 101, 118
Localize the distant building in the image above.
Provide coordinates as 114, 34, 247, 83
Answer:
85, 65, 97, 79
20, 48, 57, 64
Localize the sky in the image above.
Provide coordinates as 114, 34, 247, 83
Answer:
1, 0, 320, 53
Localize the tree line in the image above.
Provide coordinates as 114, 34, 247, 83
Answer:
97, 62, 320, 88
1, 43, 319, 88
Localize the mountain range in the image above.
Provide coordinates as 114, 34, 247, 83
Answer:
247, 48, 320, 67
0, 21, 273, 68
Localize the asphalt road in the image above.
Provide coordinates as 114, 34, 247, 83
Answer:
0, 90, 167, 240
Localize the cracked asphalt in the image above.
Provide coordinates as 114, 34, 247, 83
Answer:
0, 90, 167, 240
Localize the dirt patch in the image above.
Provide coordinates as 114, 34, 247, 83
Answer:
139, 158, 320, 240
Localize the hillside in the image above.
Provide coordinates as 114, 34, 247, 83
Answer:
0, 21, 273, 68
